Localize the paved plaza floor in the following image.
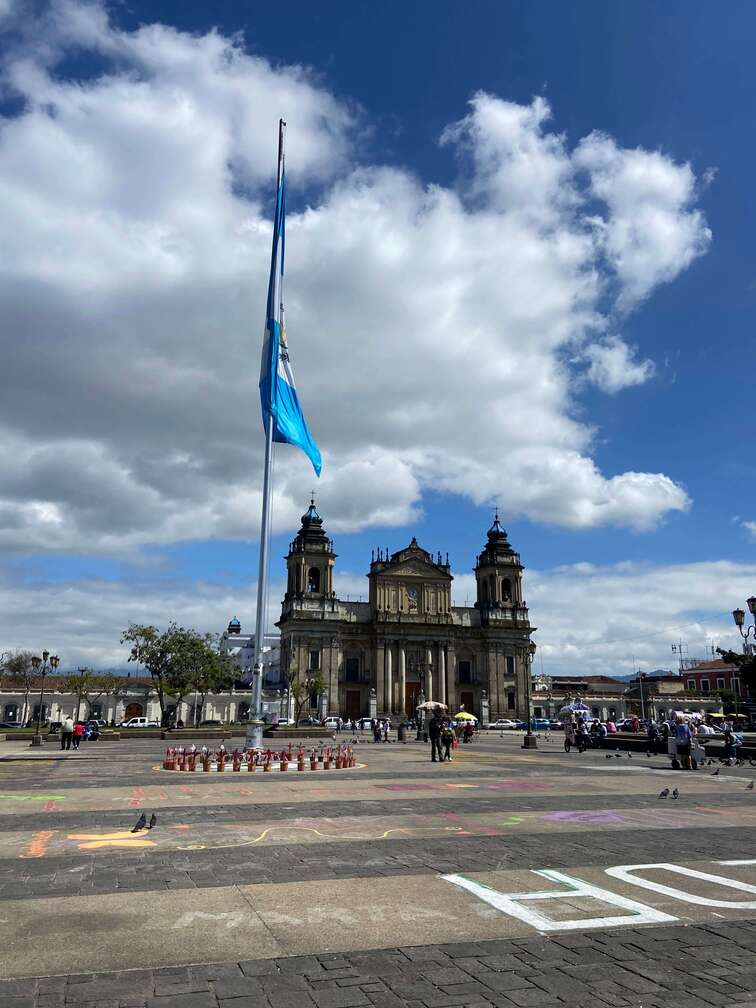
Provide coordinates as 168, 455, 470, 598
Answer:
1, 732, 756, 1007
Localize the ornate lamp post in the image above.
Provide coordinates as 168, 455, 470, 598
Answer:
732, 597, 756, 655
408, 659, 428, 741
522, 641, 537, 750
31, 651, 58, 747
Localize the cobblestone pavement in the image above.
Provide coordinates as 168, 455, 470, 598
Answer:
1, 734, 755, 1006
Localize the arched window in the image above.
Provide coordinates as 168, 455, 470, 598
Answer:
501, 578, 512, 601
4, 703, 18, 722
307, 567, 321, 593
480, 580, 489, 603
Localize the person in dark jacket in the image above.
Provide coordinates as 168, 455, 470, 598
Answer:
428, 712, 444, 762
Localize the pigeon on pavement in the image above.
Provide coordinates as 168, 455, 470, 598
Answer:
747, 781, 754, 790
131, 813, 147, 833
672, 788, 679, 799
659, 788, 670, 798
147, 813, 157, 830
711, 769, 720, 776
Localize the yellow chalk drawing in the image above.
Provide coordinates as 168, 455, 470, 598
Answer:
67, 830, 157, 850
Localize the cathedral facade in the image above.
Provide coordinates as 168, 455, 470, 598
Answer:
277, 501, 536, 722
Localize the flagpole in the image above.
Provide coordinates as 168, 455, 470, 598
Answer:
248, 120, 285, 750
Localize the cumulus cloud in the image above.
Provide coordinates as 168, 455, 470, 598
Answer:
740, 520, 756, 542
582, 336, 655, 393
455, 559, 756, 678
1, 558, 752, 675
574, 131, 711, 310
0, 4, 710, 554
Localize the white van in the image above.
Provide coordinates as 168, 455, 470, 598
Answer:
119, 717, 158, 728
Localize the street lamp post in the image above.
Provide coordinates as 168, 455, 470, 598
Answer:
31, 651, 58, 747
641, 673, 649, 721
408, 660, 428, 741
522, 641, 538, 750
732, 597, 756, 655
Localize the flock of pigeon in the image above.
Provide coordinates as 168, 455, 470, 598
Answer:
659, 776, 754, 798
130, 813, 157, 833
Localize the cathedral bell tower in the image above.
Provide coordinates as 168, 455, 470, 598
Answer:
285, 498, 336, 599
475, 510, 523, 621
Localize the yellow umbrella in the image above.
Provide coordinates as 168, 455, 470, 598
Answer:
453, 711, 477, 721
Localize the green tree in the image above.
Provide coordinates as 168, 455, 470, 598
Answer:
183, 634, 236, 726
62, 671, 129, 721
716, 648, 756, 697
291, 673, 326, 724
121, 623, 231, 726
122, 623, 190, 724
1, 650, 38, 725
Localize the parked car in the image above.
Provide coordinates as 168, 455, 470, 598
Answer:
87, 719, 107, 729
119, 717, 159, 728
532, 718, 551, 730
0, 721, 21, 729
484, 719, 518, 730
199, 719, 223, 726
323, 716, 346, 729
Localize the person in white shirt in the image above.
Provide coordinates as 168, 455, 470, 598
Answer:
60, 715, 74, 751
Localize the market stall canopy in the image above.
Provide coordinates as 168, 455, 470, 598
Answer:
417, 701, 448, 711
453, 711, 477, 721
558, 703, 591, 716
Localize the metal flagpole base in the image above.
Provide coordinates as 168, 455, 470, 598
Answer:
30, 736, 44, 747
522, 735, 538, 749
245, 721, 264, 750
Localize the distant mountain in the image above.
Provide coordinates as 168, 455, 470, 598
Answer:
550, 668, 675, 682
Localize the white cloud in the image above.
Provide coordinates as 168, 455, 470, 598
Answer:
582, 336, 655, 393
574, 131, 711, 310
741, 520, 756, 542
2, 557, 753, 675
0, 4, 710, 554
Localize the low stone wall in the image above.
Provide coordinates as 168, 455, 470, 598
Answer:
263, 727, 331, 739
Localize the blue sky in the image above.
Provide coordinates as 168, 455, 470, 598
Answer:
0, 0, 754, 674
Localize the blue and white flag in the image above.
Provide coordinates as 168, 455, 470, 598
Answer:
259, 166, 322, 476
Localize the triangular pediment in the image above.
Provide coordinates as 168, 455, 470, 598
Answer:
375, 540, 452, 581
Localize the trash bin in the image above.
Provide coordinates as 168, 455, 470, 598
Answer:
398, 723, 406, 743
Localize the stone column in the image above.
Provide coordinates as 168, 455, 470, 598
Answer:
426, 644, 433, 702
446, 643, 456, 712
385, 641, 393, 714
398, 643, 406, 718
438, 643, 446, 705
329, 637, 339, 715
375, 641, 385, 714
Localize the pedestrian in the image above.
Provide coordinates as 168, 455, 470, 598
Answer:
60, 715, 74, 751
576, 718, 589, 753
564, 720, 575, 753
336, 717, 342, 736
383, 718, 391, 742
428, 712, 444, 762
674, 715, 693, 770
373, 720, 382, 743
72, 720, 85, 750
441, 722, 454, 762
